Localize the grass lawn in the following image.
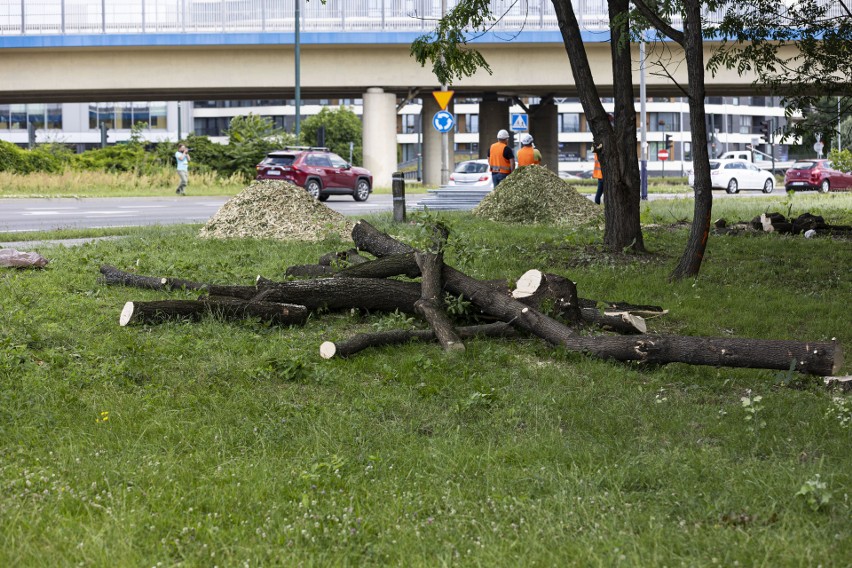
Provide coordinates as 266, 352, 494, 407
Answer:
0, 194, 850, 566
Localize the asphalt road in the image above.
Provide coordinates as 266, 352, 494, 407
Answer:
0, 189, 773, 238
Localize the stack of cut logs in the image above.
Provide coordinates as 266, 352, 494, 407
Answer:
101, 219, 843, 376
713, 212, 852, 236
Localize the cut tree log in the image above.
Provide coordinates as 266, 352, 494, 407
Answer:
334, 252, 420, 279
349, 219, 843, 375
119, 298, 308, 326
414, 251, 464, 352
285, 264, 336, 278
100, 264, 259, 299
254, 275, 422, 313
578, 308, 646, 334
512, 269, 582, 323
320, 322, 516, 359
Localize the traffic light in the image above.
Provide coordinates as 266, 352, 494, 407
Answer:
664, 133, 672, 147
99, 122, 109, 148
759, 120, 770, 138
27, 122, 36, 149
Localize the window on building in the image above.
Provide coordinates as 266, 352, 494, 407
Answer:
3, 104, 59, 130
0, 105, 9, 130
558, 142, 581, 161
651, 113, 678, 132
559, 113, 580, 133
89, 102, 166, 130
465, 113, 479, 134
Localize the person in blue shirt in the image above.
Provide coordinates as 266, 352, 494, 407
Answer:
175, 144, 190, 195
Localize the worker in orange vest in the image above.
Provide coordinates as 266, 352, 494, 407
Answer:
592, 149, 604, 204
517, 133, 542, 167
489, 129, 515, 187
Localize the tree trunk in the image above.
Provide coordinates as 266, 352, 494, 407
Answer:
285, 264, 336, 278
119, 298, 308, 326
99, 264, 258, 299
668, 0, 712, 280
320, 322, 516, 359
334, 252, 420, 279
512, 269, 582, 322
350, 220, 843, 375
254, 276, 422, 313
414, 251, 465, 352
551, 0, 644, 252
318, 249, 370, 267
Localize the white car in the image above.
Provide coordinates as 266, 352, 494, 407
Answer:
688, 159, 775, 194
447, 159, 493, 189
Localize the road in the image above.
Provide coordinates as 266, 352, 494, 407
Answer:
0, 190, 774, 236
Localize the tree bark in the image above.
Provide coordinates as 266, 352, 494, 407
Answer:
414, 251, 465, 352
512, 269, 582, 322
254, 275, 422, 313
334, 252, 420, 279
320, 322, 516, 359
119, 298, 308, 326
285, 264, 336, 278
99, 264, 258, 299
350, 220, 843, 375
551, 0, 644, 252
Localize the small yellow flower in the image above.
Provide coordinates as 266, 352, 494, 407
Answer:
97, 411, 110, 423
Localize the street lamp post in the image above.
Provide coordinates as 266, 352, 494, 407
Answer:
295, 0, 301, 138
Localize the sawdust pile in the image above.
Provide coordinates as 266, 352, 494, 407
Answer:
199, 180, 354, 242
472, 165, 602, 225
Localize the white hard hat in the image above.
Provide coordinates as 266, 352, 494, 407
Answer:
497, 129, 509, 140
520, 133, 533, 145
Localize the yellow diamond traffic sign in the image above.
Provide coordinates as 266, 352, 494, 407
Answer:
432, 90, 455, 111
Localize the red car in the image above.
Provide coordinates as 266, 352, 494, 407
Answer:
784, 159, 852, 193
255, 147, 372, 201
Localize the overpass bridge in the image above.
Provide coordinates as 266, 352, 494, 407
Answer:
0, 1, 833, 185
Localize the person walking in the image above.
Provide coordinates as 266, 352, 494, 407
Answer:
488, 129, 515, 187
592, 148, 604, 204
517, 133, 542, 167
175, 144, 190, 195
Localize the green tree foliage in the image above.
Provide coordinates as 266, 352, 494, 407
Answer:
0, 140, 68, 174
828, 148, 852, 173
709, 0, 852, 141
223, 114, 296, 177
300, 107, 364, 165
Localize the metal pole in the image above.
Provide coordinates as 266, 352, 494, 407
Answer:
177, 103, 182, 142
141, 0, 145, 32
639, 35, 648, 200
20, 0, 24, 34
440, 0, 449, 185
839, 97, 842, 151
102, 0, 106, 32
61, 0, 65, 33
295, 0, 301, 138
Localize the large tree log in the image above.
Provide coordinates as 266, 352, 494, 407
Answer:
285, 264, 336, 278
119, 298, 308, 326
512, 269, 582, 323
334, 252, 420, 279
349, 220, 843, 375
512, 269, 646, 334
254, 276, 422, 313
414, 251, 464, 352
320, 322, 516, 359
99, 264, 259, 299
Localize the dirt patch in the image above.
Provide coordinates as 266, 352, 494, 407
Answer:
472, 165, 603, 226
199, 180, 354, 242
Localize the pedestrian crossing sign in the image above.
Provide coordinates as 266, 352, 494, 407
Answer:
510, 113, 529, 132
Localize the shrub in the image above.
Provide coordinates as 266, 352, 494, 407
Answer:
0, 140, 28, 173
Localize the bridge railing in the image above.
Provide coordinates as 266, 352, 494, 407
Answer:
0, 0, 843, 36
0, 0, 609, 35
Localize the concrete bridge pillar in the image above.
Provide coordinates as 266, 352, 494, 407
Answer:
478, 97, 510, 159
530, 101, 559, 174
362, 87, 397, 189
422, 94, 455, 187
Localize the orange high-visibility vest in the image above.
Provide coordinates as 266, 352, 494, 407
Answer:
489, 142, 512, 174
592, 152, 603, 179
517, 146, 541, 167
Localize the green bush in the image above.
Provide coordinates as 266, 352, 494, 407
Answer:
71, 145, 149, 172
0, 140, 29, 173
300, 106, 363, 165
828, 148, 852, 173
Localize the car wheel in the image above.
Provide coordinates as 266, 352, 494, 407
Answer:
819, 179, 830, 194
305, 179, 322, 199
353, 179, 370, 202
726, 178, 739, 194
762, 178, 774, 193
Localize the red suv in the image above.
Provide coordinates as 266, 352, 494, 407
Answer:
255, 147, 372, 201
784, 159, 852, 193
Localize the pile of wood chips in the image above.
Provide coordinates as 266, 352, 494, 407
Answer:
199, 180, 354, 242
473, 165, 602, 225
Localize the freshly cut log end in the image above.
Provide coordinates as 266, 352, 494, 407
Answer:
320, 341, 337, 359
120, 302, 135, 327
512, 269, 543, 299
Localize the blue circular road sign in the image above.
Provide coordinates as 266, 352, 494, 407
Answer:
432, 110, 455, 133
